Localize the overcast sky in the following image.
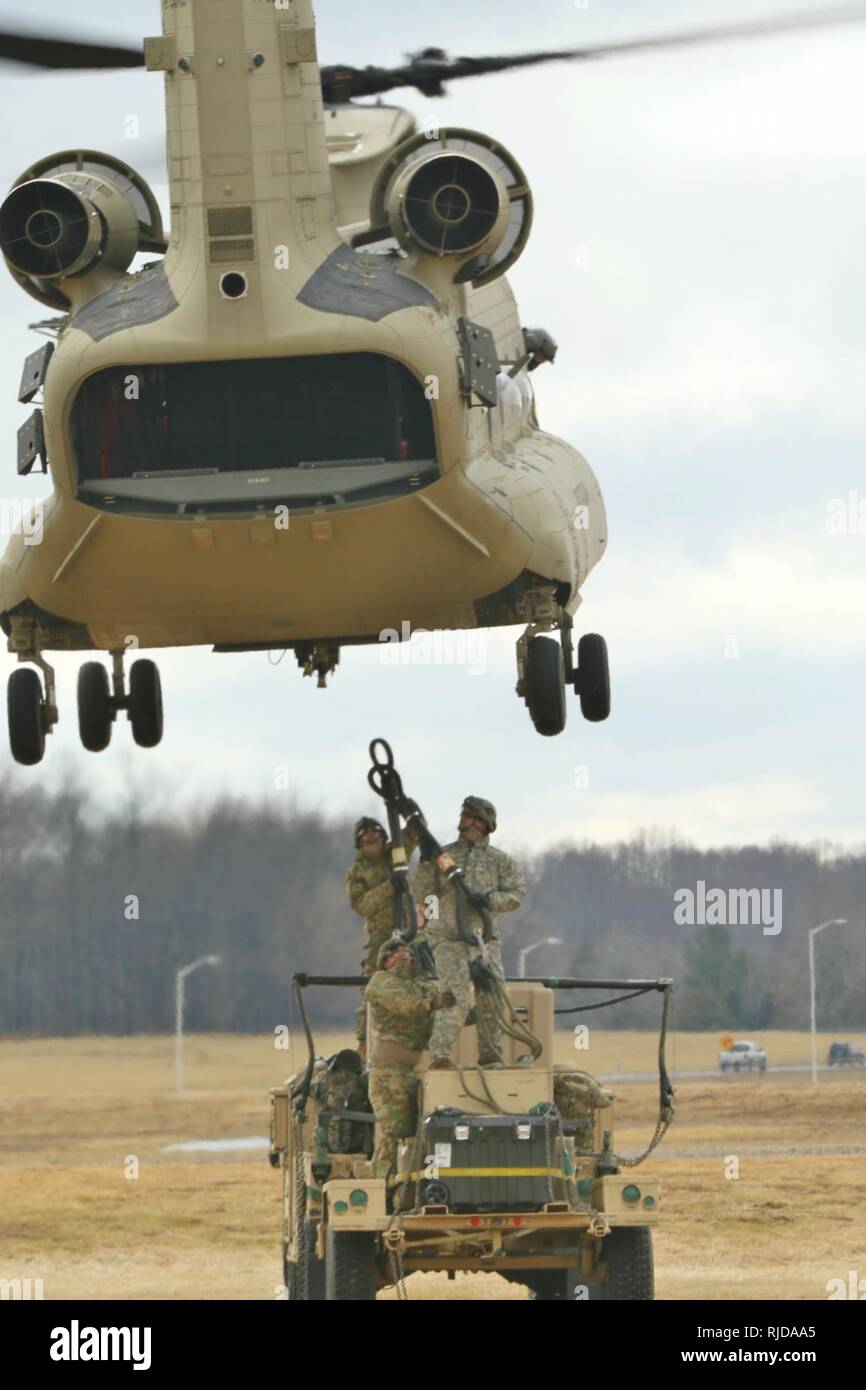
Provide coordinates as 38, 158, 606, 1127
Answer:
0, 0, 864, 854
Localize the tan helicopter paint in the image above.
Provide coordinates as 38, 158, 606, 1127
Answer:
1, 0, 606, 655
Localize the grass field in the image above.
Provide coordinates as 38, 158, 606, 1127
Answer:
2, 1031, 865, 1302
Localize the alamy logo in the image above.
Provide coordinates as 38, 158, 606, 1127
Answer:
379, 621, 487, 676
674, 881, 782, 937
826, 1271, 865, 1299
0, 498, 43, 546
0, 1277, 43, 1300
49, 1321, 152, 1371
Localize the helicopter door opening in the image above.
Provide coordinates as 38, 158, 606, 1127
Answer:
70, 353, 438, 517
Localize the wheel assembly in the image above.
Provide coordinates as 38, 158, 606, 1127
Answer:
524, 634, 567, 737
325, 1228, 378, 1302
574, 633, 611, 723
129, 659, 164, 748
600, 1226, 654, 1301
77, 661, 113, 753
8, 667, 46, 766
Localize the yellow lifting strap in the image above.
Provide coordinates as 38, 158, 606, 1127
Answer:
389, 1166, 564, 1186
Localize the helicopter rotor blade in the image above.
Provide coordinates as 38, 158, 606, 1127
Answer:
0, 31, 144, 70
2, 4, 865, 87
321, 3, 866, 101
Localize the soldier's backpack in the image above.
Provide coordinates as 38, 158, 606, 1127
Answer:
553, 1066, 613, 1151
311, 1050, 373, 1155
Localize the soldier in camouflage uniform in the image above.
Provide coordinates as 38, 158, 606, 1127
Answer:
346, 816, 419, 1062
366, 938, 454, 1177
413, 796, 526, 1069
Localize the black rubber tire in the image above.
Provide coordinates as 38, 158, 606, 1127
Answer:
77, 662, 113, 753
325, 1229, 378, 1302
526, 1269, 579, 1301
284, 1222, 326, 1301
576, 633, 610, 723
8, 668, 45, 766
601, 1226, 654, 1301
129, 659, 163, 748
526, 635, 566, 737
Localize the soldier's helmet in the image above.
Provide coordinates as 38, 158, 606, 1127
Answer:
461, 796, 497, 833
377, 936, 411, 970
354, 817, 387, 848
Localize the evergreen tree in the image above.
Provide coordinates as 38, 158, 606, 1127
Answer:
679, 926, 749, 1030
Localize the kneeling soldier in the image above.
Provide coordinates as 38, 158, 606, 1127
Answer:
366, 938, 454, 1177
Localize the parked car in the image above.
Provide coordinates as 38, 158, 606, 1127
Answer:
719, 1040, 767, 1073
827, 1041, 865, 1067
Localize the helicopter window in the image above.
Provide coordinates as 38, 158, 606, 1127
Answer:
70, 354, 437, 494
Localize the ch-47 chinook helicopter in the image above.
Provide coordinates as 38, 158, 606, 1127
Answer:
1, 4, 863, 766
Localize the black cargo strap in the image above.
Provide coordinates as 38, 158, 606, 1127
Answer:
367, 737, 494, 948
367, 738, 546, 1067
366, 738, 421, 944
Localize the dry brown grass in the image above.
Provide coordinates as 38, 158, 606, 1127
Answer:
1, 1032, 864, 1301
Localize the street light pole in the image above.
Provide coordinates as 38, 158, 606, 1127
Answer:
175, 955, 221, 1095
517, 937, 563, 978
809, 920, 847, 1086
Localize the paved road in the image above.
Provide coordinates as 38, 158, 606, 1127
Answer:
597, 1063, 866, 1084
646, 1143, 866, 1159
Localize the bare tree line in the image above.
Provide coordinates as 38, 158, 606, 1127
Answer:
1, 784, 863, 1035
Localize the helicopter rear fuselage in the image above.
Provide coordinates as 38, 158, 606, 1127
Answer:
0, 0, 608, 760
1, 0, 605, 654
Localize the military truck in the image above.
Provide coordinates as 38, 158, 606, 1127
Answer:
270, 971, 674, 1301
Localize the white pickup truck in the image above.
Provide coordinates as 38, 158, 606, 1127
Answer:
719, 1040, 767, 1073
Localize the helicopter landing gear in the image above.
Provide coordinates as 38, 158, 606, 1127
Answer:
517, 617, 611, 737
6, 621, 59, 767
571, 631, 611, 723
76, 651, 164, 754
517, 627, 567, 738
128, 658, 163, 748
8, 659, 57, 766
78, 662, 113, 752
525, 634, 567, 737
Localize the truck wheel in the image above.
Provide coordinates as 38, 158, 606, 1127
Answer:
325, 1229, 378, 1301
601, 1227, 654, 1300
284, 1222, 326, 1301
525, 1270, 575, 1301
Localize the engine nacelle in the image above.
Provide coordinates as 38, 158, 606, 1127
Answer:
1, 175, 138, 280
367, 128, 533, 287
386, 150, 509, 261
0, 150, 165, 310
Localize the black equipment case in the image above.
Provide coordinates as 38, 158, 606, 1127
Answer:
421, 1109, 559, 1213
